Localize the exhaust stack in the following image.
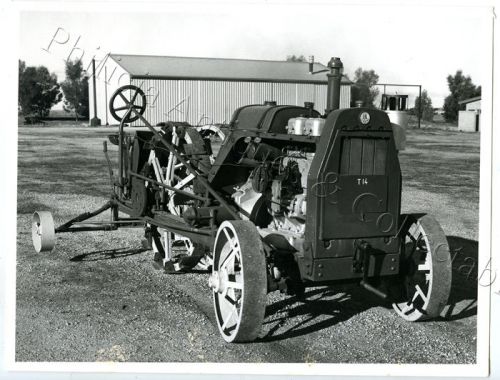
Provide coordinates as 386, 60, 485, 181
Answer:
308, 55, 315, 74
325, 57, 343, 114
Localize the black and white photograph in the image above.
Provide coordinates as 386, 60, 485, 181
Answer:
0, 0, 498, 378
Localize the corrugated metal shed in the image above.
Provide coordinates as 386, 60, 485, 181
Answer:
89, 54, 352, 126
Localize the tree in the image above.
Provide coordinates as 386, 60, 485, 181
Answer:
60, 59, 89, 121
286, 55, 307, 62
351, 68, 380, 108
18, 60, 25, 81
414, 90, 434, 122
18, 60, 62, 120
443, 70, 481, 122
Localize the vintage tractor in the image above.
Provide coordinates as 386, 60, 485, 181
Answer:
32, 57, 452, 342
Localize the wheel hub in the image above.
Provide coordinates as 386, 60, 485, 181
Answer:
208, 269, 229, 294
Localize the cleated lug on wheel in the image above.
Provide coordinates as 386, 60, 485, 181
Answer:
392, 214, 452, 322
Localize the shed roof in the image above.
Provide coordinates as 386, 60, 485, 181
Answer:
458, 96, 481, 105
110, 54, 351, 85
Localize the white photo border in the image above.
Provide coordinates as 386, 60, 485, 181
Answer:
1, 0, 495, 377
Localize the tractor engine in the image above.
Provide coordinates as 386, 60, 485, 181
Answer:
231, 146, 313, 238
222, 115, 326, 294
206, 98, 404, 293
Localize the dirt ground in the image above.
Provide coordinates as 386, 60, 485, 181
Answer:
15, 123, 479, 363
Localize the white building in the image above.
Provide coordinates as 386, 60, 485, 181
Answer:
458, 96, 481, 132
89, 54, 352, 126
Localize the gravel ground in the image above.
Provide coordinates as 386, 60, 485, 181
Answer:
15, 124, 479, 363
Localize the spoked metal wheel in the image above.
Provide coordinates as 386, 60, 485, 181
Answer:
148, 125, 212, 271
196, 125, 226, 164
32, 211, 56, 253
209, 220, 267, 342
392, 214, 452, 321
162, 126, 210, 215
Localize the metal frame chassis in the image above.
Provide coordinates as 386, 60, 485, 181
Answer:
53, 98, 241, 249
51, 94, 412, 299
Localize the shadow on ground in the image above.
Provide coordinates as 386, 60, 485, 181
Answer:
443, 236, 478, 321
260, 235, 478, 341
259, 285, 379, 342
70, 247, 148, 262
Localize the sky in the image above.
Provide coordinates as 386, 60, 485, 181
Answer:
19, 3, 490, 108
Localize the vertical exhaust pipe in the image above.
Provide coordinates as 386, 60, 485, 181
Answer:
308, 55, 315, 74
325, 57, 343, 114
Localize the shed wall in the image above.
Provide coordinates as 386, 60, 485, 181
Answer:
124, 79, 351, 126
458, 110, 480, 132
91, 76, 351, 126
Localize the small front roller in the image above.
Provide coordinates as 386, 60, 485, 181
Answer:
209, 220, 267, 343
32, 211, 56, 253
392, 214, 452, 321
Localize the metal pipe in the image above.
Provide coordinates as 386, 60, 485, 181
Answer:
377, 83, 421, 87
104, 66, 109, 125
55, 201, 112, 232
118, 108, 132, 195
92, 59, 98, 119
112, 203, 119, 222
325, 57, 343, 114
103, 141, 114, 190
143, 215, 213, 236
74, 219, 144, 225
112, 199, 215, 237
308, 55, 314, 74
418, 85, 422, 129
59, 226, 118, 233
129, 171, 208, 202
118, 119, 124, 192
360, 280, 388, 299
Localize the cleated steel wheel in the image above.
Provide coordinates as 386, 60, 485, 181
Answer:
196, 124, 226, 164
209, 220, 267, 342
147, 125, 212, 271
392, 214, 452, 321
32, 211, 56, 253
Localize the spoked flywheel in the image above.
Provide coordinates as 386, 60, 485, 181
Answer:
209, 220, 267, 342
392, 214, 452, 321
109, 85, 147, 123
